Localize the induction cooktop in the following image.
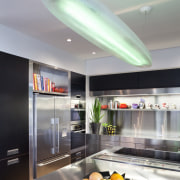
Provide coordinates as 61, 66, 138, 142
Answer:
114, 148, 180, 163
93, 148, 180, 172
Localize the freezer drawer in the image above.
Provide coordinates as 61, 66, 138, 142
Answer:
71, 149, 85, 163
0, 154, 29, 180
36, 154, 70, 178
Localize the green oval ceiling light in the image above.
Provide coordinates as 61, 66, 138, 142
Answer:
42, 0, 152, 67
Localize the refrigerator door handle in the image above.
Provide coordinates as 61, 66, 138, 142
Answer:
55, 118, 60, 153
51, 118, 55, 154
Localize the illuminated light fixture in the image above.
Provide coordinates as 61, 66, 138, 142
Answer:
92, 51, 96, 55
66, 38, 72, 42
42, 0, 152, 67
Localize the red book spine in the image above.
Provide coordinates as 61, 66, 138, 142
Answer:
44, 78, 48, 92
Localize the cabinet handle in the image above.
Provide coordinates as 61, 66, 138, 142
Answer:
76, 152, 82, 156
7, 158, 19, 166
7, 148, 19, 156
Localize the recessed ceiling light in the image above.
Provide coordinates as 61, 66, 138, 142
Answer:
66, 38, 72, 42
92, 52, 96, 55
140, 6, 152, 14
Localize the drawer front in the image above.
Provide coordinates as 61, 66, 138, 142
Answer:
0, 154, 29, 180
71, 150, 85, 163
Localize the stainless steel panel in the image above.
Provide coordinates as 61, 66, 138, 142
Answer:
111, 110, 180, 140
90, 87, 180, 97
36, 154, 70, 178
29, 61, 34, 180
55, 96, 71, 155
35, 94, 55, 162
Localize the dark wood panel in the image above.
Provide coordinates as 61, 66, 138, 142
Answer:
0, 51, 29, 159
90, 72, 138, 91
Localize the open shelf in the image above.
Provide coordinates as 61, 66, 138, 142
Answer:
101, 108, 180, 112
33, 90, 68, 96
71, 108, 86, 111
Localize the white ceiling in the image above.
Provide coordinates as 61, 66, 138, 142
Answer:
1, 0, 180, 61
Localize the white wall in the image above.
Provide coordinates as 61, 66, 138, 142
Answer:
86, 46, 180, 76
0, 24, 85, 74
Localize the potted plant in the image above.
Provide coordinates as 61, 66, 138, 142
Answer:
90, 98, 104, 134
102, 123, 108, 134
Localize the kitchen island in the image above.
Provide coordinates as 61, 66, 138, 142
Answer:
37, 147, 180, 180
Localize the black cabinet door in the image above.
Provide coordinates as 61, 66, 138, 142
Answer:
0, 52, 29, 159
90, 72, 138, 91
71, 71, 86, 97
0, 154, 29, 180
138, 69, 180, 89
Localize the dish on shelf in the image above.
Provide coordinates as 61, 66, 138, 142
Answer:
119, 103, 128, 109
131, 103, 138, 109
101, 105, 108, 109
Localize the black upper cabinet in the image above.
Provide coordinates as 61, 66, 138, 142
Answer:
90, 68, 180, 91
71, 71, 86, 97
0, 52, 29, 159
90, 72, 138, 91
138, 69, 180, 89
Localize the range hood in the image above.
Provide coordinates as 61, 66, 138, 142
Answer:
90, 87, 180, 97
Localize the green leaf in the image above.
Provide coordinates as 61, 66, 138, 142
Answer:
90, 97, 104, 123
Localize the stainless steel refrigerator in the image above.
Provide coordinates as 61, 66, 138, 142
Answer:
33, 93, 71, 178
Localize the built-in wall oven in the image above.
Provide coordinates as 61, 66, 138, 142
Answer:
71, 108, 86, 163
70, 71, 86, 163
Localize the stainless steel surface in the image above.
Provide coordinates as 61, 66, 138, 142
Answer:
55, 96, 71, 155
113, 110, 180, 140
34, 93, 71, 178
37, 154, 70, 166
7, 148, 19, 156
7, 158, 19, 166
90, 87, 180, 97
37, 148, 180, 180
29, 61, 34, 180
35, 94, 55, 162
99, 134, 180, 152
33, 90, 68, 96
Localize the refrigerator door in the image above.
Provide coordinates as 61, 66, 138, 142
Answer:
55, 96, 71, 155
34, 94, 56, 162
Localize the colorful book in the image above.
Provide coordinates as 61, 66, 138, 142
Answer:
48, 79, 51, 92
43, 78, 48, 92
36, 74, 41, 91
41, 76, 44, 91
33, 73, 38, 90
